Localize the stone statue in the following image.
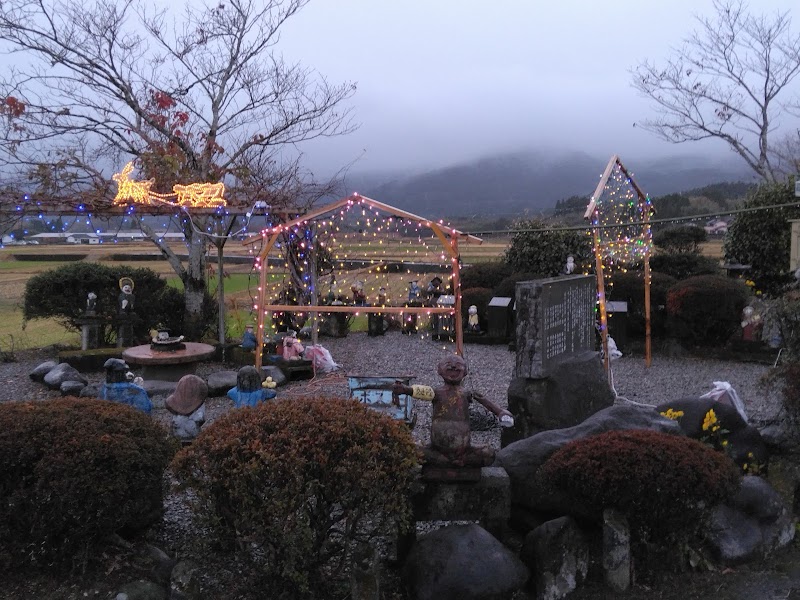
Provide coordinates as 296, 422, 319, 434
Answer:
564, 255, 575, 275
99, 358, 152, 414
166, 374, 207, 441
351, 280, 366, 306
86, 292, 97, 314
393, 355, 513, 476
426, 276, 443, 303
227, 365, 276, 408
377, 286, 388, 306
282, 330, 304, 360
118, 277, 135, 314
408, 280, 420, 302
241, 325, 257, 351
467, 305, 481, 333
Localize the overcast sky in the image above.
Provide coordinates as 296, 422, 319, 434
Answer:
273, 0, 799, 176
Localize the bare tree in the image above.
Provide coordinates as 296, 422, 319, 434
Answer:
0, 0, 356, 339
631, 0, 800, 182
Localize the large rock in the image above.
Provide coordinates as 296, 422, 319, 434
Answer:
29, 360, 58, 382
206, 370, 238, 397
706, 475, 796, 565
655, 398, 769, 470
521, 516, 589, 600
503, 351, 614, 446
60, 380, 86, 396
603, 509, 631, 593
142, 380, 178, 397
260, 365, 287, 387
403, 523, 529, 600
165, 375, 207, 416
171, 405, 205, 441
80, 383, 102, 398
114, 580, 167, 600
495, 404, 682, 513
43, 363, 87, 390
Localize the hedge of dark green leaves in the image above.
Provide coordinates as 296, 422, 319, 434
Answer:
0, 398, 173, 571
172, 397, 419, 599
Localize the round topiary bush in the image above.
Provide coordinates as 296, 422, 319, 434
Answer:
541, 430, 740, 542
172, 397, 419, 599
460, 261, 515, 291
665, 275, 750, 346
607, 271, 677, 337
0, 398, 174, 571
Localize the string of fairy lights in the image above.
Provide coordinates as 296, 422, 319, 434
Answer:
246, 196, 459, 345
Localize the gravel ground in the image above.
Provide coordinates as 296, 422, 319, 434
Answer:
0, 332, 784, 443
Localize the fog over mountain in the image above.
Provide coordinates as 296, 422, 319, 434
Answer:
342, 150, 755, 218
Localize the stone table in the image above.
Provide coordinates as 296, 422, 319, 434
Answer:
122, 342, 216, 382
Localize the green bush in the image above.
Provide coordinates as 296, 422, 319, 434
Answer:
503, 219, 593, 276
541, 430, 740, 543
724, 178, 799, 296
652, 225, 707, 255
23, 262, 185, 345
0, 398, 173, 571
460, 261, 514, 291
607, 271, 676, 337
461, 287, 494, 331
666, 275, 750, 346
172, 397, 419, 599
493, 271, 541, 298
649, 254, 720, 280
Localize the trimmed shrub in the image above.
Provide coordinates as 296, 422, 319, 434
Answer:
0, 398, 173, 571
461, 287, 493, 331
649, 253, 720, 280
541, 430, 740, 542
652, 225, 707, 255
460, 261, 514, 291
504, 219, 593, 276
493, 271, 541, 299
23, 262, 185, 345
607, 271, 676, 337
172, 397, 419, 599
666, 275, 750, 346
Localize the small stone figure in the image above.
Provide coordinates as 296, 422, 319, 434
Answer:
377, 286, 388, 306
426, 276, 443, 303
282, 330, 304, 360
467, 305, 481, 333
118, 277, 135, 314
99, 358, 152, 414
741, 305, 763, 342
393, 355, 513, 477
241, 324, 257, 351
564, 255, 575, 275
408, 279, 420, 302
227, 365, 276, 408
351, 280, 366, 306
86, 292, 97, 315
165, 374, 207, 441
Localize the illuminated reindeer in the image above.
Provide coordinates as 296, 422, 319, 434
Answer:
112, 162, 156, 205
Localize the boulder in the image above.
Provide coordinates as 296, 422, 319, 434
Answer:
114, 580, 167, 600
602, 509, 631, 593
142, 380, 178, 397
170, 560, 202, 600
655, 398, 769, 470
29, 360, 58, 382
706, 475, 796, 565
80, 383, 102, 398
260, 365, 287, 387
171, 405, 206, 441
165, 375, 207, 416
495, 404, 682, 513
43, 363, 87, 390
206, 370, 238, 397
503, 351, 614, 446
60, 380, 86, 396
520, 516, 589, 600
403, 523, 529, 600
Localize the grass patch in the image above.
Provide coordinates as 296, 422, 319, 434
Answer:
0, 305, 79, 351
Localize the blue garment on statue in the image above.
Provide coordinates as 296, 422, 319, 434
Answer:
227, 387, 277, 408
241, 331, 257, 351
99, 382, 153, 414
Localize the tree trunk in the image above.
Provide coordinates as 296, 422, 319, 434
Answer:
182, 225, 208, 341
217, 243, 226, 346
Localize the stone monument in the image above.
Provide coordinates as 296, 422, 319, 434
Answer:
504, 275, 613, 445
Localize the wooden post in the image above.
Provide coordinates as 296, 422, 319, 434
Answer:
451, 235, 463, 356
643, 207, 652, 368
255, 230, 281, 370
310, 223, 319, 347
593, 227, 610, 378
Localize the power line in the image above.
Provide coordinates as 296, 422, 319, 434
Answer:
465, 200, 800, 236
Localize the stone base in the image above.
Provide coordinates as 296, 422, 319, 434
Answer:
421, 466, 482, 482
396, 466, 511, 563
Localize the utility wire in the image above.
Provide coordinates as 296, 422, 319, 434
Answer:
465, 199, 800, 236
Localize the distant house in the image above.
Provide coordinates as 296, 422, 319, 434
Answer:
1, 234, 15, 245
704, 220, 728, 235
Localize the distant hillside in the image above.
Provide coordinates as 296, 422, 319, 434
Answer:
343, 150, 754, 218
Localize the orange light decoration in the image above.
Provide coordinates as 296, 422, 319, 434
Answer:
111, 162, 227, 208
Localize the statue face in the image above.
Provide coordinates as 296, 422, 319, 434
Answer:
122, 284, 132, 294
438, 355, 467, 384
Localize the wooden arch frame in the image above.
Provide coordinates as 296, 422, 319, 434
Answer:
242, 193, 483, 369
583, 155, 653, 375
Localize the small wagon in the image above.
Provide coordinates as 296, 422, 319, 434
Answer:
348, 374, 416, 426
